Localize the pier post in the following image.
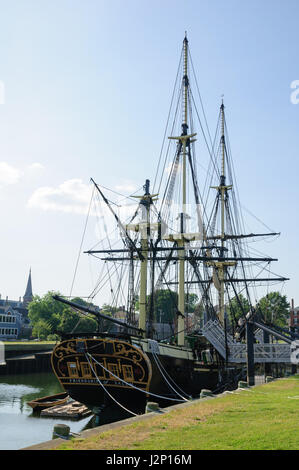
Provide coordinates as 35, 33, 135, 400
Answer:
200, 389, 215, 398
263, 330, 272, 377
290, 326, 298, 374
246, 321, 255, 386
146, 402, 160, 413
52, 424, 70, 440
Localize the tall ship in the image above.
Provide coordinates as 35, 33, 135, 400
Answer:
51, 36, 289, 416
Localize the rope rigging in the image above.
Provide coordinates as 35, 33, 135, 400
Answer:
63, 35, 288, 346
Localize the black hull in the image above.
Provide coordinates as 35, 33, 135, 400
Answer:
51, 335, 240, 415
146, 351, 220, 405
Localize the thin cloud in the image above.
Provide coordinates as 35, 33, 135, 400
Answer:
114, 183, 138, 193
27, 178, 92, 214
27, 162, 45, 171
27, 178, 143, 246
0, 162, 21, 186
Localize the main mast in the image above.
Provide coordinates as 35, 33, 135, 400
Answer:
178, 35, 189, 346
219, 102, 233, 323
169, 34, 196, 345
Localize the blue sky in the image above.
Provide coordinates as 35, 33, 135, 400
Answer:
0, 0, 298, 306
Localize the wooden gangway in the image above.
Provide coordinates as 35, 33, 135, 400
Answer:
202, 319, 298, 364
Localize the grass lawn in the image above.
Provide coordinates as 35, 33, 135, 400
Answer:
3, 341, 55, 345
3, 341, 56, 352
57, 375, 299, 451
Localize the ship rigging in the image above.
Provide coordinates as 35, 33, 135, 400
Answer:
51, 35, 290, 416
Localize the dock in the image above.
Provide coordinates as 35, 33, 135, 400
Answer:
0, 342, 56, 375
40, 400, 92, 420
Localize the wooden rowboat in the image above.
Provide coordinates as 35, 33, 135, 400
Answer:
27, 392, 69, 410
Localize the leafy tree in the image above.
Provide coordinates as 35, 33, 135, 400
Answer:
137, 289, 199, 323
32, 319, 51, 340
47, 334, 60, 341
149, 289, 178, 323
28, 291, 98, 338
257, 292, 290, 328
185, 293, 199, 313
58, 309, 98, 334
226, 293, 250, 325
100, 304, 116, 316
28, 291, 64, 332
225, 291, 290, 329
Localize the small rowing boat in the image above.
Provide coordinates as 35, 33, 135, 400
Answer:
27, 392, 69, 410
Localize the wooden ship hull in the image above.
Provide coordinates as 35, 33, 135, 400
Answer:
51, 336, 231, 415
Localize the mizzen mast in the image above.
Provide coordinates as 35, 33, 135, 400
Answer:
210, 101, 235, 324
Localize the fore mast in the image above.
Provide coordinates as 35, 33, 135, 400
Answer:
136, 179, 158, 337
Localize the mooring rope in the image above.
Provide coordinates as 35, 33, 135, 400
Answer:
86, 352, 186, 403
85, 353, 139, 416
151, 351, 190, 402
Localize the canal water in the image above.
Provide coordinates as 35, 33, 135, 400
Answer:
0, 372, 97, 450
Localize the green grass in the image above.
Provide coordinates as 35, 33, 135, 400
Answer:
57, 376, 299, 450
3, 341, 56, 351
4, 341, 55, 345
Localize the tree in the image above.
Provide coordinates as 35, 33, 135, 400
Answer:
32, 319, 51, 340
28, 291, 98, 338
150, 289, 178, 323
226, 294, 250, 325
257, 292, 290, 328
140, 289, 199, 323
28, 291, 64, 333
58, 309, 98, 334
185, 293, 199, 313
100, 304, 116, 316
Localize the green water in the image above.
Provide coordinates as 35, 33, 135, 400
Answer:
0, 372, 94, 449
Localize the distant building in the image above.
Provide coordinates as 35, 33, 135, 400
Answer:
290, 299, 299, 328
114, 308, 127, 320
290, 307, 299, 327
0, 270, 33, 340
23, 268, 33, 307
0, 305, 23, 340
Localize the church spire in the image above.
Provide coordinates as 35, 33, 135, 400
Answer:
23, 268, 33, 306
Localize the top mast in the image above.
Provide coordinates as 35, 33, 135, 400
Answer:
183, 33, 188, 128
182, 32, 189, 211
220, 100, 226, 250
182, 33, 188, 210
